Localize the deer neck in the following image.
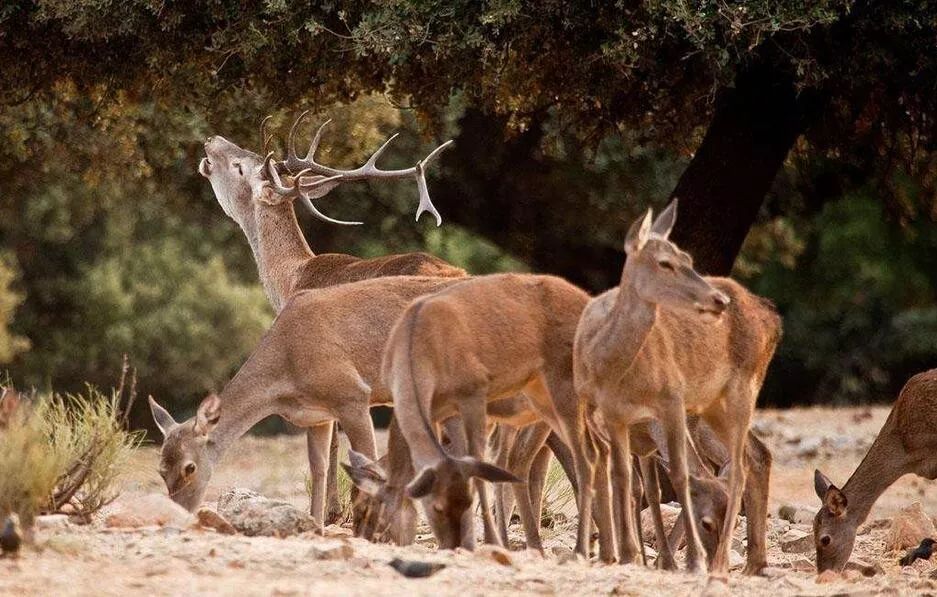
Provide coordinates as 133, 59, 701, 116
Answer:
605, 265, 657, 373
205, 363, 281, 463
253, 201, 315, 310
840, 413, 911, 526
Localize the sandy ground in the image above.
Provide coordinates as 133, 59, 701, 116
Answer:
4, 406, 937, 596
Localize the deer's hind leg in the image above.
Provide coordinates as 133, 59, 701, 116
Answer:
458, 391, 504, 548
507, 422, 552, 551
306, 422, 333, 529
493, 424, 519, 545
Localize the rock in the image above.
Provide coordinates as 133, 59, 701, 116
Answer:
780, 529, 813, 554
217, 488, 318, 537
885, 502, 936, 551
796, 437, 822, 457
728, 549, 745, 570
475, 544, 514, 567
196, 507, 237, 535
551, 546, 581, 564
787, 555, 815, 572
778, 504, 817, 525
322, 524, 353, 538
640, 503, 681, 547
104, 494, 193, 529
844, 558, 882, 577
308, 541, 354, 560
34, 514, 69, 531
731, 536, 746, 554
389, 558, 446, 578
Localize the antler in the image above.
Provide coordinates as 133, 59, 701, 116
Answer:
260, 115, 274, 155
262, 153, 360, 226
279, 111, 454, 226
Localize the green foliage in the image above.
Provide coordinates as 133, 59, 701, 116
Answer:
0, 253, 28, 363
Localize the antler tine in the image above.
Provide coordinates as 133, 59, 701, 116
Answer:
260, 115, 274, 154
361, 133, 400, 171
263, 152, 360, 226
306, 119, 333, 162
418, 139, 454, 169
286, 110, 311, 169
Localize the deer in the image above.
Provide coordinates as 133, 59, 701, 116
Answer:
148, 274, 464, 516
573, 200, 781, 576
200, 113, 464, 523
813, 368, 937, 573
0, 386, 21, 429
380, 272, 600, 554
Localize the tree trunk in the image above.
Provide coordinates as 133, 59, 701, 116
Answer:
669, 65, 819, 276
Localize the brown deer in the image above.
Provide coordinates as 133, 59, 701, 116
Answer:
0, 386, 21, 429
573, 200, 780, 575
200, 115, 463, 522
380, 273, 598, 554
149, 274, 468, 516
813, 368, 937, 572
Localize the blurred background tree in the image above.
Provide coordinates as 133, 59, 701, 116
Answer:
1, 1, 936, 419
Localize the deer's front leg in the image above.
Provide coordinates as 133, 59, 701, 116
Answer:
611, 425, 641, 564
306, 422, 333, 529
661, 400, 706, 574
742, 433, 771, 575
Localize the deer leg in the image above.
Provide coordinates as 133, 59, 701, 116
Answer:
546, 431, 579, 497
632, 456, 647, 566
661, 403, 706, 574
591, 433, 616, 563
323, 424, 343, 525
493, 425, 519, 545
741, 433, 771, 575
460, 394, 503, 548
508, 422, 551, 552
529, 444, 552, 526
639, 455, 676, 570
709, 419, 749, 577
611, 426, 642, 564
306, 422, 333, 529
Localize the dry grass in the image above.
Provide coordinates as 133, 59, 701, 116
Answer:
0, 386, 141, 526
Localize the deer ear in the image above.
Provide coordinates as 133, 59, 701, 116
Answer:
814, 469, 833, 500
148, 396, 178, 437
824, 485, 848, 517
341, 449, 388, 496
194, 394, 222, 435
625, 209, 653, 254
651, 198, 678, 238
406, 466, 437, 499
459, 457, 521, 484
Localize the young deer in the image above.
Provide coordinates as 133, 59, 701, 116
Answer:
381, 273, 598, 554
200, 115, 464, 522
149, 274, 461, 516
813, 368, 937, 572
573, 200, 780, 575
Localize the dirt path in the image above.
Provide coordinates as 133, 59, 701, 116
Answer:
4, 406, 937, 596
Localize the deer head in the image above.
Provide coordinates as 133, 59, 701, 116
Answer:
405, 456, 518, 550
690, 470, 730, 565
623, 199, 730, 319
149, 395, 222, 512
199, 114, 453, 228
812, 469, 854, 572
341, 450, 419, 545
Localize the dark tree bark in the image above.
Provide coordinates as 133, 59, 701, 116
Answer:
669, 65, 822, 276
438, 66, 822, 290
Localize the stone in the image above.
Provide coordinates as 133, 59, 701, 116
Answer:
885, 502, 936, 551
780, 529, 813, 554
844, 558, 882, 577
104, 493, 193, 529
196, 507, 237, 535
788, 555, 815, 572
308, 541, 354, 560
778, 504, 817, 525
33, 514, 69, 531
551, 546, 581, 564
731, 536, 745, 554
640, 503, 681, 547
216, 488, 317, 537
728, 549, 745, 570
796, 437, 822, 458
475, 544, 514, 567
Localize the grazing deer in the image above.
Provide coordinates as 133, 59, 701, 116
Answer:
813, 368, 937, 572
573, 200, 780, 575
149, 274, 462, 516
380, 273, 598, 554
200, 115, 463, 522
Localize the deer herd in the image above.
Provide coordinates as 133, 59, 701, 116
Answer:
136, 114, 937, 580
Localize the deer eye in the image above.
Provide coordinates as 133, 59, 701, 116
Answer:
232, 162, 243, 176
820, 535, 831, 547
658, 260, 675, 271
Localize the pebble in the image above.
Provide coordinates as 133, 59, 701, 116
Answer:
34, 514, 69, 531
308, 541, 354, 560
780, 529, 813, 554
197, 507, 237, 535
475, 544, 514, 567
885, 502, 936, 551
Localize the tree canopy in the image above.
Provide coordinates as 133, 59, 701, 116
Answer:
2, 1, 937, 415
